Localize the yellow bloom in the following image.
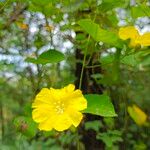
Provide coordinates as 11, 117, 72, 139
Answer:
128, 104, 147, 126
118, 26, 150, 47
32, 84, 87, 131
136, 32, 150, 46
119, 26, 139, 40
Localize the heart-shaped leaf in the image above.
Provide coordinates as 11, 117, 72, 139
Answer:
83, 94, 117, 117
25, 49, 65, 65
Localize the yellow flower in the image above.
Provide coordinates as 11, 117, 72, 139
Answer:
136, 32, 150, 46
32, 84, 87, 131
118, 26, 150, 47
128, 104, 147, 126
119, 26, 139, 40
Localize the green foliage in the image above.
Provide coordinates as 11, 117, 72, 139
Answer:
28, 0, 61, 17
14, 116, 37, 138
61, 1, 84, 12
103, 118, 115, 129
25, 49, 65, 65
96, 130, 123, 148
131, 5, 150, 18
100, 54, 115, 65
98, 0, 128, 12
83, 94, 117, 117
121, 50, 150, 67
85, 120, 103, 132
78, 19, 123, 48
121, 54, 139, 67
58, 131, 77, 146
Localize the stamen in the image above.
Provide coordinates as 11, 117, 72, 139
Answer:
54, 101, 65, 114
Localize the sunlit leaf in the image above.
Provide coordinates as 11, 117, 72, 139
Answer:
131, 5, 150, 18
83, 94, 117, 117
121, 54, 139, 67
98, 0, 126, 12
25, 49, 65, 65
78, 19, 123, 48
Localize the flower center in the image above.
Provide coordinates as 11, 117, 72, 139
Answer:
54, 101, 65, 114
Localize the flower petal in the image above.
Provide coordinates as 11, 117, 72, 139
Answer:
68, 90, 87, 111
32, 105, 55, 123
53, 114, 72, 131
50, 88, 66, 100
68, 109, 83, 127
38, 117, 55, 131
129, 38, 139, 47
136, 32, 150, 46
65, 84, 75, 92
119, 26, 139, 40
70, 97, 87, 111
32, 88, 55, 107
128, 105, 147, 126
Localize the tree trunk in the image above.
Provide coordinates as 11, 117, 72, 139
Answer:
75, 47, 104, 150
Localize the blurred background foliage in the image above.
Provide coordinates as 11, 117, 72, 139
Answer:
0, 0, 150, 149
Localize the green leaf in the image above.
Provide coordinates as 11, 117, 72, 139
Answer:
120, 50, 150, 67
141, 55, 150, 66
39, 49, 65, 62
25, 49, 65, 65
61, 1, 83, 12
96, 130, 123, 147
83, 94, 117, 117
131, 5, 150, 18
98, 0, 126, 12
121, 54, 138, 66
85, 120, 103, 132
78, 19, 123, 48
29, 1, 60, 17
31, 0, 52, 6
100, 54, 115, 65
25, 57, 39, 64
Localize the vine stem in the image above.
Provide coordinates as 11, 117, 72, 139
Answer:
78, 6, 98, 90
78, 35, 90, 89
